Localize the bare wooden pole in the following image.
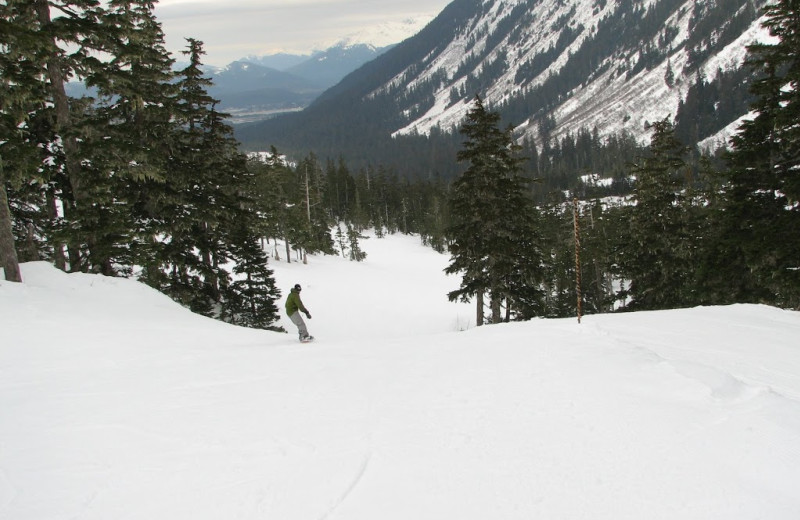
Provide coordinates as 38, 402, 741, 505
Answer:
573, 198, 582, 324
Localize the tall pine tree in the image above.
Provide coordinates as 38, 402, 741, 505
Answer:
0, 0, 52, 281
75, 0, 177, 275
445, 96, 543, 325
720, 0, 800, 308
616, 118, 694, 310
32, 0, 113, 273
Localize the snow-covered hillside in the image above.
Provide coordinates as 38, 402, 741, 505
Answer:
2, 233, 800, 519
387, 0, 769, 145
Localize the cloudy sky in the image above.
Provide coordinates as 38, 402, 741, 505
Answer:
153, 0, 453, 66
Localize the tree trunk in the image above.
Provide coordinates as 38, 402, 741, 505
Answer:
46, 190, 66, 270
24, 224, 39, 261
35, 0, 93, 271
476, 289, 484, 327
490, 295, 502, 324
0, 168, 22, 282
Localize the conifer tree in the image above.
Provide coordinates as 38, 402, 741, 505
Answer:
720, 0, 800, 307
0, 0, 52, 281
418, 182, 448, 253
31, 0, 113, 273
579, 200, 617, 314
616, 118, 694, 310
537, 203, 578, 318
139, 39, 248, 315
445, 96, 543, 325
293, 153, 334, 256
72, 0, 177, 275
224, 222, 282, 330
248, 149, 285, 241
347, 223, 367, 261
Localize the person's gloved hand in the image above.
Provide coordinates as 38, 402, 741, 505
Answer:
305, 312, 312, 319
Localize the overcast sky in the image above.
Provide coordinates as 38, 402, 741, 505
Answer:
153, 0, 452, 66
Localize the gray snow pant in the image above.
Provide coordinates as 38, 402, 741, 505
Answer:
289, 311, 309, 338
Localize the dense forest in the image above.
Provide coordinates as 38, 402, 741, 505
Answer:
2, 0, 799, 331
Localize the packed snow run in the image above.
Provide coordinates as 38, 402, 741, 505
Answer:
2, 232, 800, 519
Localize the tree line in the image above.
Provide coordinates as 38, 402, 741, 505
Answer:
443, 0, 799, 322
2, 0, 798, 331
1, 0, 286, 329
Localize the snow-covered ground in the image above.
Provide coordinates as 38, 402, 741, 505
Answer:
2, 232, 800, 519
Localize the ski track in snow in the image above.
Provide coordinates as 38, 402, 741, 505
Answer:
318, 452, 373, 520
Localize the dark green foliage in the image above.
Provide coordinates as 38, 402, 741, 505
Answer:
135, 39, 282, 327
346, 224, 367, 262
536, 200, 617, 319
446, 96, 544, 325
615, 119, 696, 310
0, 0, 54, 280
224, 222, 283, 330
716, 0, 800, 308
1, 6, 285, 328
674, 68, 758, 146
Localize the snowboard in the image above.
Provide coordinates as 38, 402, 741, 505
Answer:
300, 336, 315, 344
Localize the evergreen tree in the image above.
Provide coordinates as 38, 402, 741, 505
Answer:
248, 149, 286, 242
537, 203, 580, 318
135, 37, 216, 310
0, 0, 52, 281
347, 223, 367, 261
579, 200, 618, 314
334, 223, 348, 258
32, 0, 115, 273
445, 96, 543, 325
616, 118, 694, 310
224, 222, 282, 330
417, 179, 449, 253
719, 0, 800, 307
139, 39, 277, 320
293, 153, 335, 257
71, 0, 177, 275
690, 156, 738, 305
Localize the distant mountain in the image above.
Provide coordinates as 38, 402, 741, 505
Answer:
235, 0, 771, 174
205, 61, 323, 123
240, 53, 311, 71
286, 44, 393, 91
208, 45, 394, 123
209, 15, 435, 123
211, 61, 322, 95
63, 45, 405, 125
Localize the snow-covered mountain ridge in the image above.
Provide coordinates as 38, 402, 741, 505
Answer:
237, 0, 772, 160
386, 0, 769, 144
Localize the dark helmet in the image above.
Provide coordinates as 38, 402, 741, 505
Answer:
294, 284, 302, 291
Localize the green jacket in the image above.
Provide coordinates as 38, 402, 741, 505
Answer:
285, 288, 308, 316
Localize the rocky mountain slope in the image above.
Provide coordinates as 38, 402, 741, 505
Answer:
236, 0, 771, 166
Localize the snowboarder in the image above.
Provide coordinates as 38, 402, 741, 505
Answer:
285, 283, 313, 342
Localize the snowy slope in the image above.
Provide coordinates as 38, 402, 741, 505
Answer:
385, 0, 769, 145
2, 233, 800, 519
